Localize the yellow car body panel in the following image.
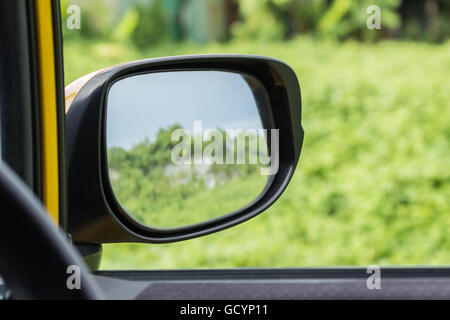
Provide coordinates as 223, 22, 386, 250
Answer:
36, 0, 59, 224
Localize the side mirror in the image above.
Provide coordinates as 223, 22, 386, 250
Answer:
66, 55, 304, 243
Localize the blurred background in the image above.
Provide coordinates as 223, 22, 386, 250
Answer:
61, 0, 450, 269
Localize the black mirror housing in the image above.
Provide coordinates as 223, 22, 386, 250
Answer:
66, 55, 304, 244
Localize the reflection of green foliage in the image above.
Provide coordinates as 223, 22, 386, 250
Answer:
65, 36, 450, 269
108, 125, 266, 228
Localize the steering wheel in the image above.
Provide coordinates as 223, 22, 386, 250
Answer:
0, 163, 102, 299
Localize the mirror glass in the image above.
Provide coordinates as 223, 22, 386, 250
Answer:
106, 70, 276, 229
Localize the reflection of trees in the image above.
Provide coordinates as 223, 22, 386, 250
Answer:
107, 124, 265, 223
108, 124, 264, 186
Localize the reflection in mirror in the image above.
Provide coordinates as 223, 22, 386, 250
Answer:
106, 71, 276, 229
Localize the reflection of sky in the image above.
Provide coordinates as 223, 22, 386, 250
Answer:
107, 71, 262, 149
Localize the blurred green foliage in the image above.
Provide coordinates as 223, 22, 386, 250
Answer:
61, 0, 449, 45
64, 36, 450, 268
233, 0, 449, 42
317, 0, 400, 39
130, 1, 168, 48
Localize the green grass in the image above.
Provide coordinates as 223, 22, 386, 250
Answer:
64, 37, 450, 269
